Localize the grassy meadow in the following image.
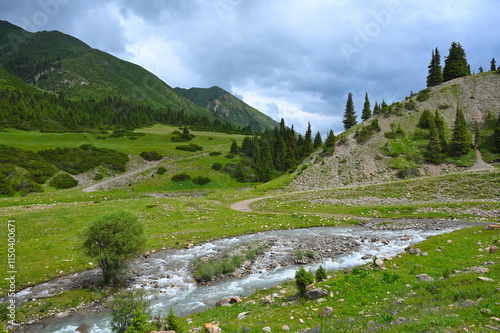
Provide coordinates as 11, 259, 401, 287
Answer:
0, 124, 499, 332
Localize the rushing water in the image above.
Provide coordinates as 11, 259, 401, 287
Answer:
36, 224, 462, 333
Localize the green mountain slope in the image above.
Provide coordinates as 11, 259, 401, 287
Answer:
0, 21, 212, 120
287, 71, 500, 191
175, 86, 278, 131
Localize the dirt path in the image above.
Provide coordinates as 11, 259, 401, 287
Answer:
468, 149, 495, 172
230, 197, 271, 212
83, 159, 164, 192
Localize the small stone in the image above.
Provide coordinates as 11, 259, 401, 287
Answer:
472, 266, 489, 274
262, 295, 272, 305
204, 323, 222, 333
480, 308, 492, 315
490, 245, 499, 254
322, 306, 333, 317
421, 252, 428, 256
375, 259, 384, 267
416, 274, 435, 282
281, 325, 290, 331
299, 319, 304, 324
262, 327, 271, 332
396, 298, 405, 304
316, 298, 327, 303
447, 240, 452, 243
435, 249, 442, 252
478, 276, 494, 282
238, 312, 250, 320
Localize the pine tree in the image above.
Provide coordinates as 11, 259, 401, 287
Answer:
343, 92, 357, 130
426, 118, 444, 164
324, 129, 336, 150
449, 108, 471, 156
434, 110, 447, 153
284, 125, 298, 171
303, 122, 314, 158
491, 58, 497, 72
443, 42, 469, 82
313, 131, 323, 149
493, 114, 500, 153
361, 92, 371, 121
426, 47, 443, 87
479, 66, 484, 73
373, 101, 381, 115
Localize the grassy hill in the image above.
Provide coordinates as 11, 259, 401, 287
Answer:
175, 86, 278, 132
286, 71, 500, 191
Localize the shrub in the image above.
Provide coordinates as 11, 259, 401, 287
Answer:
194, 259, 216, 282
193, 176, 211, 185
225, 153, 235, 159
156, 167, 167, 175
110, 289, 150, 333
164, 306, 184, 333
416, 88, 430, 102
49, 173, 79, 189
295, 267, 314, 294
381, 272, 399, 284
93, 173, 104, 181
211, 163, 222, 171
176, 143, 203, 152
315, 265, 327, 282
83, 210, 146, 285
171, 173, 191, 182
139, 151, 163, 161
209, 152, 222, 156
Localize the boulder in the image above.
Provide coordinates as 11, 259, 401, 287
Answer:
321, 306, 333, 317
215, 297, 230, 307
304, 288, 328, 300
230, 296, 242, 304
75, 325, 90, 333
408, 248, 422, 255
374, 259, 384, 267
204, 323, 222, 333
416, 274, 434, 282
472, 266, 490, 274
361, 254, 374, 260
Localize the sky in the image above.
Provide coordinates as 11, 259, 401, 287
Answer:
1, 0, 499, 136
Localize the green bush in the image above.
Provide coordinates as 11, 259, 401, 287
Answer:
416, 88, 430, 102
211, 163, 222, 171
139, 151, 163, 161
295, 267, 314, 294
176, 143, 203, 152
209, 152, 222, 156
110, 289, 150, 333
225, 153, 235, 159
315, 265, 327, 282
156, 167, 167, 175
171, 173, 191, 182
49, 173, 79, 189
193, 176, 211, 185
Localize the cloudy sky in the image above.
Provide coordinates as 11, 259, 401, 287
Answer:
1, 0, 499, 135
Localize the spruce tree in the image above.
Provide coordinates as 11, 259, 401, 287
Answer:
479, 66, 484, 73
313, 131, 323, 149
343, 92, 357, 130
426, 118, 444, 164
324, 129, 336, 150
426, 47, 443, 87
449, 108, 471, 156
443, 42, 469, 81
303, 122, 314, 158
493, 114, 500, 153
491, 58, 497, 72
373, 101, 381, 115
361, 92, 371, 121
434, 110, 447, 153
284, 125, 298, 171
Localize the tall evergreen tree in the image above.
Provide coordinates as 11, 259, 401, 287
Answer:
449, 108, 471, 156
493, 113, 500, 153
313, 131, 323, 149
284, 125, 298, 171
443, 42, 469, 82
373, 101, 381, 115
342, 92, 357, 130
303, 122, 314, 158
324, 129, 336, 150
426, 118, 444, 164
426, 47, 443, 87
434, 110, 447, 153
491, 58, 497, 72
361, 92, 371, 121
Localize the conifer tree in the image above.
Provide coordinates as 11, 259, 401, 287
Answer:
449, 108, 471, 156
343, 92, 357, 130
443, 42, 469, 81
324, 129, 336, 150
361, 92, 371, 121
284, 125, 298, 171
303, 122, 314, 158
434, 110, 447, 153
493, 114, 500, 153
426, 47, 443, 87
373, 101, 381, 115
491, 58, 497, 72
313, 131, 323, 149
381, 100, 388, 112
426, 118, 444, 164
479, 66, 484, 73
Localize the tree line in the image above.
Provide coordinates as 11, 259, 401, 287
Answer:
0, 88, 253, 134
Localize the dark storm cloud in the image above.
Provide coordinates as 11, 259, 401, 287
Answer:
1, 0, 499, 135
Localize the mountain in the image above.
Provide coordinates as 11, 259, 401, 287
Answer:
286, 71, 500, 191
0, 21, 274, 131
174, 86, 278, 131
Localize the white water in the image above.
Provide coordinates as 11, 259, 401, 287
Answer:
39, 225, 458, 333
